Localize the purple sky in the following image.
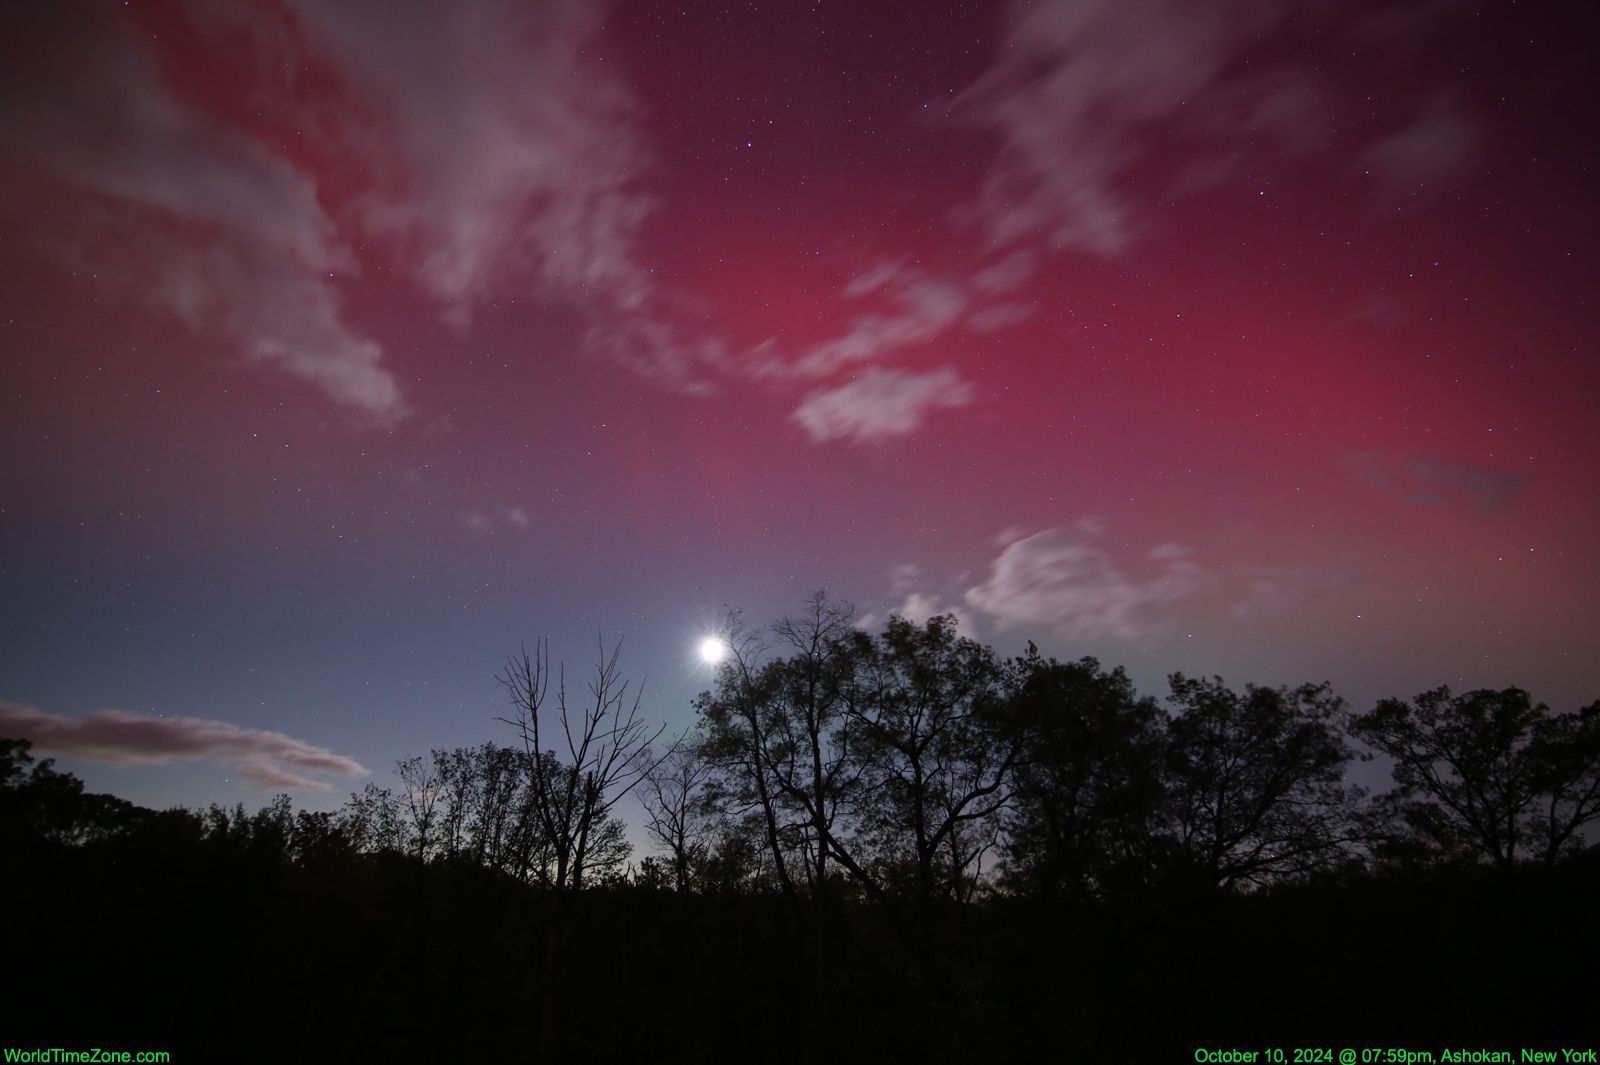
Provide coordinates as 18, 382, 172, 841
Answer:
1, 0, 1596, 813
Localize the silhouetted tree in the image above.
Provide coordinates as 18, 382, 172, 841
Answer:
0, 738, 138, 849
339, 781, 404, 854
495, 635, 670, 1056
1351, 687, 1600, 867
696, 606, 816, 902
846, 614, 1017, 916
1161, 674, 1364, 889
998, 649, 1165, 902
396, 753, 443, 861
496, 635, 667, 891
640, 740, 715, 891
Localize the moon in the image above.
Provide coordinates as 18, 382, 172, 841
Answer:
697, 636, 728, 665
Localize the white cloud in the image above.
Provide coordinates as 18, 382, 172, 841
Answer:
965, 304, 1035, 334
288, 0, 655, 322
843, 260, 909, 298
0, 9, 401, 418
868, 591, 979, 636
790, 367, 974, 444
972, 252, 1038, 294
0, 701, 368, 792
1363, 97, 1480, 190
954, 0, 1309, 254
238, 762, 340, 793
964, 523, 1210, 640
785, 279, 968, 379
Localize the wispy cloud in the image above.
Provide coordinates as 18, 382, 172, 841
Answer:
951, 0, 1468, 255
971, 251, 1038, 295
860, 564, 978, 634
0, 8, 402, 418
1230, 566, 1362, 623
1342, 451, 1527, 512
965, 304, 1035, 334
786, 276, 968, 379
0, 1, 684, 413
755, 258, 1045, 442
287, 0, 655, 324
1362, 95, 1481, 192
954, 0, 1298, 254
791, 367, 974, 445
460, 506, 533, 534
237, 762, 341, 792
964, 521, 1211, 640
0, 701, 368, 792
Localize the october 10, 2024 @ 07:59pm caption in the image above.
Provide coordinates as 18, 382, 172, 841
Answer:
1193, 1048, 1599, 1064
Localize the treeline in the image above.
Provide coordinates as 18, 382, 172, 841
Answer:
4, 596, 1598, 1061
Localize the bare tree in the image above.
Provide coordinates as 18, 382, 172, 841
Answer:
396, 754, 443, 861
496, 634, 672, 890
495, 634, 675, 1056
640, 741, 715, 891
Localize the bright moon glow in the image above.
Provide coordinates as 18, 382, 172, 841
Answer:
698, 636, 728, 665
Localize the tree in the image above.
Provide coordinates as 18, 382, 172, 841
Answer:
496, 635, 668, 891
695, 594, 875, 902
846, 615, 1017, 915
1161, 674, 1363, 890
640, 741, 715, 892
396, 753, 443, 861
1350, 687, 1600, 867
496, 636, 669, 1057
998, 649, 1165, 903
338, 781, 403, 855
0, 738, 138, 849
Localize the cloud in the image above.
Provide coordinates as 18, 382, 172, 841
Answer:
583, 315, 725, 392
953, 0, 1298, 254
843, 260, 909, 299
1342, 451, 1527, 512
0, 701, 368, 791
461, 507, 534, 533
972, 252, 1038, 295
1362, 97, 1480, 191
287, 0, 655, 324
951, 0, 1462, 255
965, 304, 1035, 334
237, 762, 339, 793
1230, 567, 1362, 623
791, 367, 974, 444
0, 1, 685, 411
0, 8, 402, 419
964, 523, 1210, 640
784, 278, 968, 379
862, 592, 978, 636
858, 565, 979, 634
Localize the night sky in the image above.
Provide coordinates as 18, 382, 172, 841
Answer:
2, 0, 1596, 814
